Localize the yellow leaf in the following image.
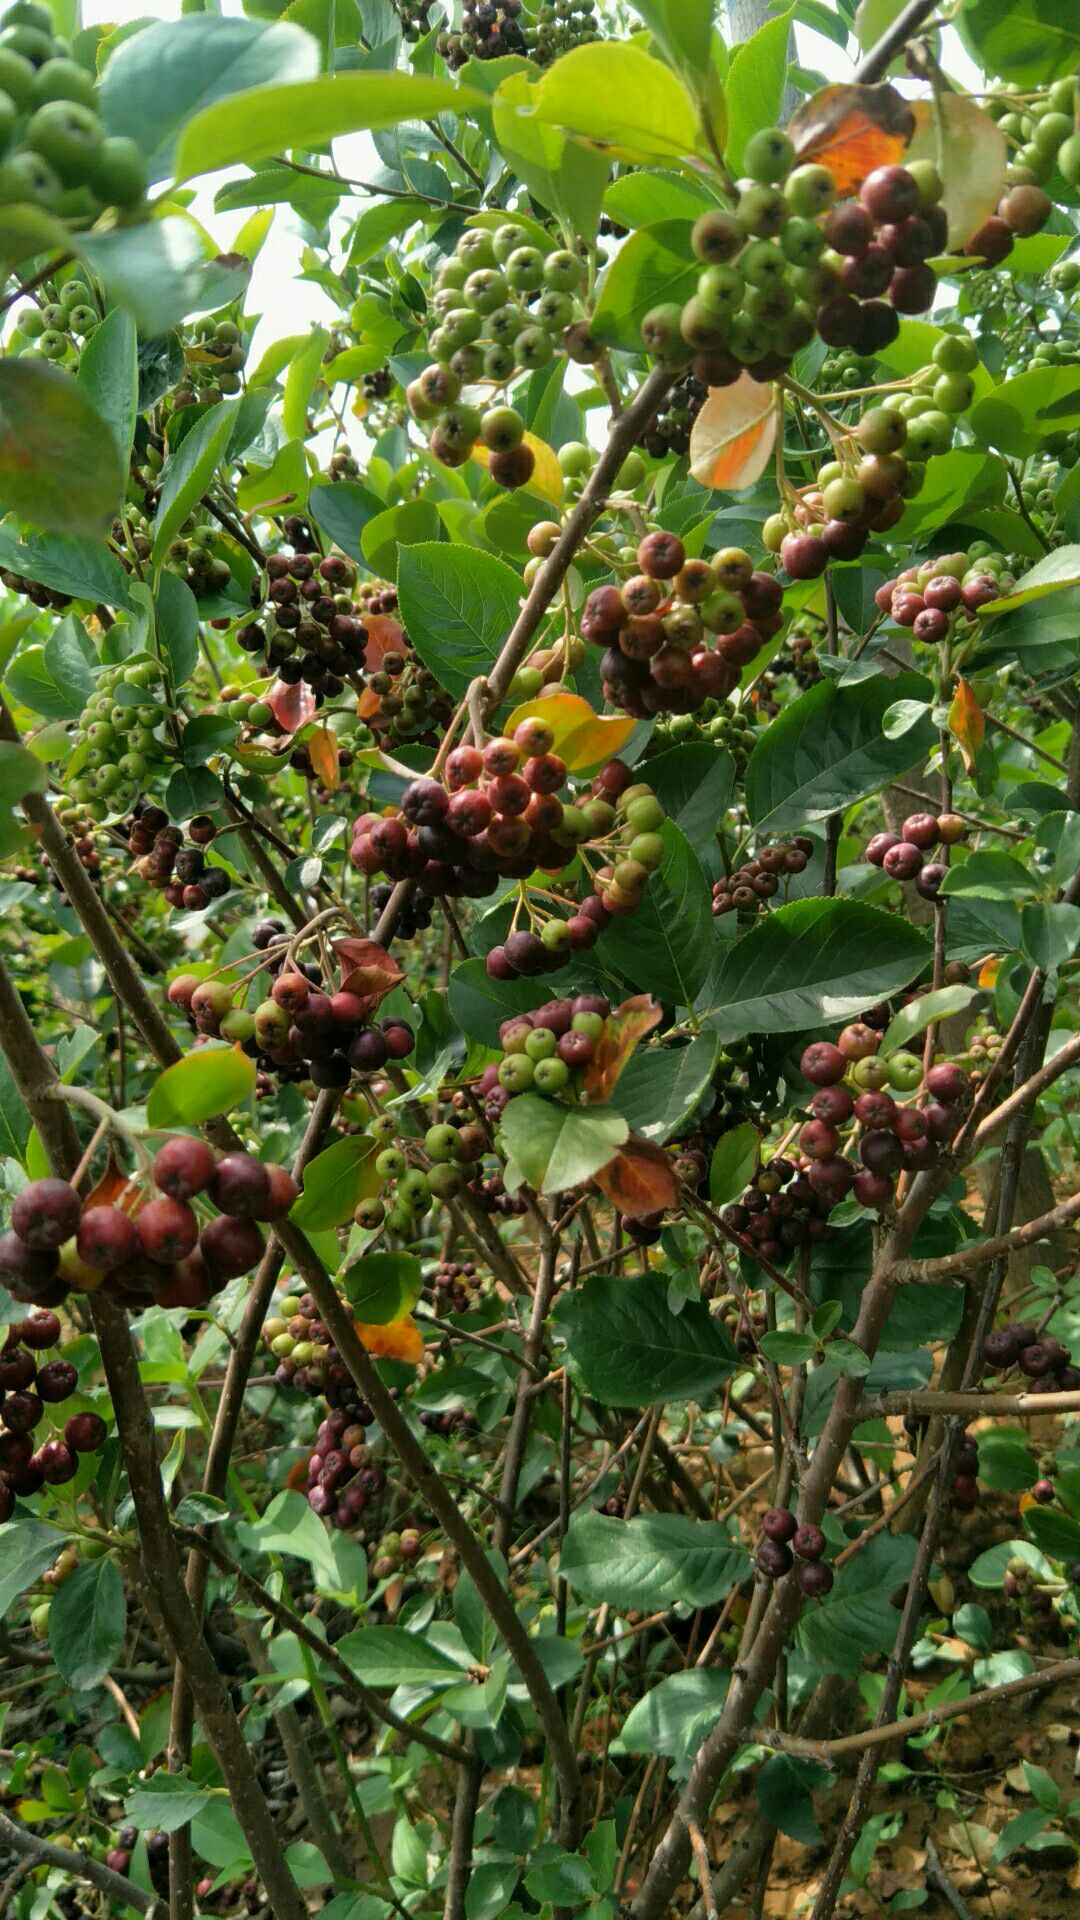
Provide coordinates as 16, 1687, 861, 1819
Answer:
947, 676, 985, 773
906, 95, 1008, 250
978, 957, 1000, 989
527, 42, 702, 165
504, 689, 637, 770
308, 724, 341, 791
472, 430, 563, 504
689, 373, 777, 491
356, 1315, 424, 1365
788, 81, 913, 195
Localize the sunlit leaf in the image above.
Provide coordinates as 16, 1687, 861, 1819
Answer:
689, 373, 777, 492
472, 432, 563, 504
146, 1046, 256, 1129
308, 725, 340, 791
582, 994, 663, 1105
527, 42, 701, 164
356, 1315, 424, 1365
906, 95, 1008, 249
592, 1136, 678, 1217
0, 363, 125, 538
788, 82, 913, 195
504, 690, 637, 772
947, 676, 985, 772
267, 677, 318, 734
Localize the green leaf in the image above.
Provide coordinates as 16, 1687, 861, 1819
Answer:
798, 1535, 916, 1676
0, 1521, 68, 1618
447, 958, 566, 1049
152, 398, 241, 567
1023, 1504, 1080, 1563
175, 70, 486, 180
75, 221, 232, 338
145, 1045, 256, 1129
724, 6, 794, 176
308, 480, 385, 562
938, 851, 1038, 901
100, 14, 321, 181
396, 543, 522, 701
0, 1051, 31, 1162
760, 1330, 816, 1365
156, 572, 200, 693
499, 1094, 627, 1195
709, 1121, 760, 1206
559, 1510, 751, 1609
283, 326, 330, 441
592, 221, 700, 354
975, 582, 1080, 674
744, 673, 936, 830
1021, 901, 1080, 973
611, 1034, 720, 1143
991, 1809, 1051, 1866
617, 1669, 730, 1766
642, 742, 735, 861
0, 741, 50, 831
631, 0, 720, 87
341, 1251, 422, 1325
0, 527, 137, 612
234, 1488, 357, 1586
957, 0, 1080, 83
76, 308, 138, 471
756, 1753, 827, 1846
0, 363, 124, 539
336, 1624, 466, 1690
48, 1559, 126, 1691
6, 634, 90, 723
603, 168, 718, 230
828, 1337, 871, 1378
492, 70, 611, 241
893, 448, 1005, 541
596, 821, 713, 1006
968, 1538, 1053, 1589
528, 41, 701, 164
289, 1135, 379, 1231
553, 1271, 739, 1406
969, 366, 1080, 462
125, 1773, 215, 1833
523, 1854, 596, 1906
706, 900, 930, 1040
977, 542, 1080, 615
880, 985, 979, 1056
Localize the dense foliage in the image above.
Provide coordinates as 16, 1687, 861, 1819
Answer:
0, 2, 1078, 1918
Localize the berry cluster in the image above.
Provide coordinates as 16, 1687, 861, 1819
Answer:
437, 0, 600, 71
644, 149, 949, 387
637, 372, 707, 459
586, 531, 782, 718
0, 0, 146, 220
239, 551, 367, 698
264, 1294, 375, 1422
352, 733, 665, 963
712, 837, 811, 919
370, 1524, 421, 1581
477, 993, 611, 1107
647, 700, 759, 766
0, 1152, 292, 1316
168, 936, 415, 1098
14, 272, 99, 367
0, 1310, 105, 1518
157, 516, 234, 599
67, 658, 168, 821
983, 1324, 1078, 1395
876, 540, 1014, 642
126, 802, 232, 913
304, 1408, 385, 1531
796, 1036, 971, 1212
756, 1508, 833, 1596
370, 1109, 486, 1223
865, 810, 965, 900
413, 222, 587, 465
171, 316, 248, 408
429, 1257, 481, 1314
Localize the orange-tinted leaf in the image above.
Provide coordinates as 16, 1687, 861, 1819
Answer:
788, 82, 914, 196
906, 95, 1007, 250
356, 1314, 424, 1365
333, 936, 404, 1005
267, 675, 318, 734
285, 1457, 310, 1491
593, 1136, 678, 1217
582, 994, 663, 1105
978, 956, 1000, 989
363, 612, 405, 671
473, 431, 563, 504
504, 690, 637, 772
947, 675, 984, 772
81, 1152, 140, 1213
689, 373, 777, 492
308, 724, 340, 791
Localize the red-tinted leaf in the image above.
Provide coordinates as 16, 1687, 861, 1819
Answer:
267, 676, 318, 735
308, 724, 340, 791
582, 994, 663, 1105
356, 1314, 423, 1364
689, 373, 777, 492
948, 676, 984, 771
82, 1153, 141, 1215
788, 83, 914, 196
333, 937, 404, 1004
593, 1136, 678, 1217
363, 612, 405, 671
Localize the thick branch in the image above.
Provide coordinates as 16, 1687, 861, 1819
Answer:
893, 1191, 1080, 1284
0, 1809, 164, 1917
856, 1387, 1080, 1419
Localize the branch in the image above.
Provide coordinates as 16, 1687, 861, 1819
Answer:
765, 1658, 1080, 1760
0, 1809, 164, 1918
973, 1031, 1080, 1147
853, 0, 942, 81
893, 1191, 1080, 1285
856, 1387, 1080, 1420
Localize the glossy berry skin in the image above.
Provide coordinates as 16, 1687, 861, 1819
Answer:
797, 1560, 834, 1598
36, 1359, 78, 1403
761, 1506, 798, 1543
811, 1085, 854, 1125
37, 1439, 76, 1484
982, 1326, 1022, 1369
137, 1197, 199, 1266
792, 1523, 826, 1561
11, 1179, 81, 1250
152, 1136, 216, 1200
199, 1215, 265, 1279
925, 1061, 968, 1105
262, 1165, 300, 1220
800, 1042, 846, 1087
76, 1205, 138, 1270
209, 1153, 271, 1220
901, 812, 938, 849
859, 1129, 905, 1176
756, 1539, 793, 1578
65, 1411, 107, 1452
865, 831, 900, 867
883, 842, 923, 881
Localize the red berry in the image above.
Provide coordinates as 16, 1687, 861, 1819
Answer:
11, 1180, 81, 1251
76, 1205, 138, 1271
925, 1061, 968, 1104
37, 1438, 77, 1484
883, 841, 923, 880
65, 1411, 107, 1452
199, 1216, 265, 1279
260, 1165, 299, 1220
859, 1129, 904, 1176
756, 1539, 793, 1578
19, 1311, 61, 1349
901, 812, 939, 850
796, 1559, 833, 1598
780, 533, 829, 580
137, 1196, 199, 1266
35, 1359, 78, 1403
860, 165, 919, 223
800, 1042, 847, 1086
792, 1523, 826, 1561
811, 1085, 854, 1125
210, 1153, 271, 1219
761, 1507, 798, 1543
152, 1136, 216, 1200
799, 1119, 839, 1160
807, 1155, 854, 1204
637, 531, 685, 580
